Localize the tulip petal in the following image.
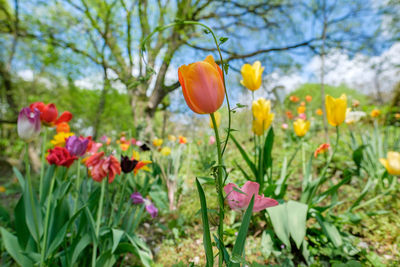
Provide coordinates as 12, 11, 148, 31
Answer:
253, 195, 279, 212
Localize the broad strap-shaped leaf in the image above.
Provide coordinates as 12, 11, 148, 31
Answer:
266, 203, 290, 248
315, 213, 343, 247
263, 127, 274, 171
1, 227, 34, 267
12, 166, 25, 190
230, 134, 257, 178
111, 229, 125, 253
126, 233, 153, 267
287, 201, 308, 249
230, 195, 255, 267
195, 178, 213, 267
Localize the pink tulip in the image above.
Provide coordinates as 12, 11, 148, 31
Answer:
298, 113, 307, 120
224, 181, 278, 212
209, 136, 216, 145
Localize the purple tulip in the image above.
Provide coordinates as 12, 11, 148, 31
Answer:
145, 202, 158, 218
131, 192, 144, 204
17, 107, 41, 142
65, 136, 89, 156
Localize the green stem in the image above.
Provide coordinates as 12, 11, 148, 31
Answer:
39, 129, 47, 199
92, 179, 106, 267
40, 166, 57, 267
210, 113, 224, 267
114, 173, 129, 226
25, 143, 41, 251
73, 161, 81, 214
301, 140, 306, 187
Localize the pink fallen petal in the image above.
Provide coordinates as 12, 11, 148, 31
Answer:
253, 195, 279, 212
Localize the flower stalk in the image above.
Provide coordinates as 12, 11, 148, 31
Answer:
92, 179, 106, 267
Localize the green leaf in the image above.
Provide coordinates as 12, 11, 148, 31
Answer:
353, 145, 367, 172
70, 234, 91, 264
23, 178, 43, 244
287, 201, 308, 249
96, 250, 116, 267
14, 196, 30, 247
40, 164, 56, 205
195, 178, 213, 267
234, 161, 252, 181
266, 203, 290, 248
263, 127, 274, 170
126, 234, 153, 267
112, 229, 125, 253
230, 195, 255, 267
230, 134, 257, 178
12, 166, 25, 190
1, 227, 34, 267
219, 36, 229, 44
315, 214, 343, 247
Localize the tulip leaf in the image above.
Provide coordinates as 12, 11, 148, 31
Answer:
111, 229, 125, 253
230, 134, 257, 178
287, 201, 308, 249
219, 36, 229, 45
195, 178, 214, 267
266, 203, 291, 248
1, 227, 34, 267
263, 127, 274, 171
12, 166, 25, 190
23, 177, 43, 244
230, 195, 254, 267
232, 187, 247, 195
315, 213, 343, 247
40, 164, 56, 205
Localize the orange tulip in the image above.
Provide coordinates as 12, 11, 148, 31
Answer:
305, 95, 312, 102
316, 108, 323, 116
56, 122, 70, 133
289, 95, 299, 103
178, 55, 225, 114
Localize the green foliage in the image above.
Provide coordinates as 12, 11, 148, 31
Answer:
285, 83, 368, 109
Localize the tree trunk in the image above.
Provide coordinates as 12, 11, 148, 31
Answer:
93, 67, 110, 139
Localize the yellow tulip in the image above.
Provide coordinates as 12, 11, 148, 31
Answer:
153, 138, 163, 147
160, 147, 171, 156
50, 132, 74, 147
251, 98, 274, 136
325, 94, 347, 126
209, 111, 221, 129
240, 61, 264, 91
252, 119, 270, 136
379, 152, 400, 175
252, 98, 275, 122
370, 109, 380, 118
293, 119, 310, 137
0, 186, 5, 193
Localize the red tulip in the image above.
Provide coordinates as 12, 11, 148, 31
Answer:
178, 55, 225, 114
46, 147, 77, 168
29, 102, 72, 126
85, 152, 121, 183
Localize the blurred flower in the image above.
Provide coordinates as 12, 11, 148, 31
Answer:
300, 101, 306, 107
132, 150, 140, 160
178, 136, 187, 144
134, 160, 152, 174
395, 113, 400, 119
145, 201, 158, 218
17, 107, 41, 142
370, 109, 381, 118
46, 147, 77, 168
30, 102, 72, 126
325, 94, 347, 127
305, 95, 312, 102
209, 111, 221, 129
100, 135, 111, 145
153, 138, 163, 147
286, 110, 294, 120
120, 143, 130, 151
161, 147, 171, 156
120, 155, 138, 173
168, 135, 176, 142
56, 122, 70, 133
86, 137, 103, 154
352, 100, 360, 108
315, 108, 323, 116
240, 61, 264, 91
179, 55, 224, 114
293, 118, 310, 137
314, 143, 330, 158
345, 109, 366, 124
65, 136, 89, 156
289, 95, 299, 103
209, 136, 216, 145
379, 152, 400, 175
297, 106, 306, 114
0, 186, 6, 193
281, 123, 288, 130
131, 192, 144, 204
224, 181, 278, 212
50, 132, 74, 147
85, 152, 121, 183
298, 113, 307, 120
